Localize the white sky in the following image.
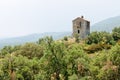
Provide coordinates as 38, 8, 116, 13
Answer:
0, 0, 120, 38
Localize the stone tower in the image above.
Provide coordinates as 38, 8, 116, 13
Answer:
72, 16, 90, 38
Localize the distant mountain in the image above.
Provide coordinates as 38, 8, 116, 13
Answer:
91, 16, 120, 32
1, 16, 120, 48
0, 32, 71, 48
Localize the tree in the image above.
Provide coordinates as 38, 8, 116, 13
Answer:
86, 31, 114, 45
74, 34, 80, 43
88, 44, 120, 80
40, 41, 67, 80
112, 27, 120, 41
0, 54, 42, 80
108, 44, 120, 79
63, 36, 68, 41
64, 43, 90, 79
0, 45, 21, 58
14, 43, 44, 59
0, 46, 13, 58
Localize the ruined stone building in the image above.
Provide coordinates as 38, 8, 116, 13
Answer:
72, 16, 90, 38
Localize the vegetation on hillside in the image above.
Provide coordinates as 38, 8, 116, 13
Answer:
0, 27, 120, 80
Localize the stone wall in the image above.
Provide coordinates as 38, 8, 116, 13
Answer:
72, 17, 90, 39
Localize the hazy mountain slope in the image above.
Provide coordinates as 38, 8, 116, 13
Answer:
0, 32, 71, 48
1, 16, 120, 48
91, 16, 120, 32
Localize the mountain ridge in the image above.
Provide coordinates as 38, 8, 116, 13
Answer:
91, 16, 120, 32
0, 32, 71, 48
1, 15, 120, 48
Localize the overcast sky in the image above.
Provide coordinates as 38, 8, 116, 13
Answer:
0, 0, 120, 38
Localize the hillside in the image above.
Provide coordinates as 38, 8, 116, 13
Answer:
0, 30, 120, 80
1, 16, 120, 48
0, 32, 71, 48
91, 16, 120, 32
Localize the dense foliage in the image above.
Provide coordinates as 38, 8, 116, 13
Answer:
112, 27, 120, 41
0, 27, 120, 80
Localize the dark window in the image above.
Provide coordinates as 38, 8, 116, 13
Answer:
80, 22, 81, 27
78, 30, 80, 33
77, 26, 80, 28
86, 22, 90, 29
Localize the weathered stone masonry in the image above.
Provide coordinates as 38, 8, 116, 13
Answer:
72, 16, 90, 38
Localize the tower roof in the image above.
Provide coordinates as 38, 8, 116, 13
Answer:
72, 16, 90, 22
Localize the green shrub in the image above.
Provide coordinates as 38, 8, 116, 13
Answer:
84, 43, 111, 53
112, 27, 120, 41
